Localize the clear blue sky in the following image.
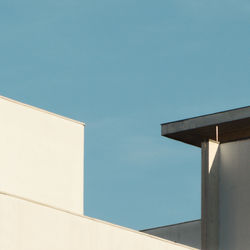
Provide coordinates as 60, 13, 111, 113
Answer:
0, 0, 249, 230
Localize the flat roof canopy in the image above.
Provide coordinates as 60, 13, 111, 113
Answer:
161, 106, 250, 147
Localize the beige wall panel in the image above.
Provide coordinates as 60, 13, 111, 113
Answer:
0, 193, 194, 250
0, 97, 84, 214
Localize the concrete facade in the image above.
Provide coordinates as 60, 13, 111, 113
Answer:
4, 95, 250, 250
0, 192, 195, 250
201, 141, 219, 250
219, 139, 250, 250
0, 96, 84, 214
202, 138, 250, 250
141, 220, 201, 249
0, 95, 192, 250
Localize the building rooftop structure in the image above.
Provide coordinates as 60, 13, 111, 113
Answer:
161, 106, 250, 147
2, 94, 250, 250
159, 105, 250, 250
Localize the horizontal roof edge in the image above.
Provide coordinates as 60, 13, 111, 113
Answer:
161, 106, 250, 147
161, 105, 250, 127
0, 95, 85, 126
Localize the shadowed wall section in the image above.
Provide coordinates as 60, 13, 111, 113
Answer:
219, 139, 250, 250
141, 220, 201, 249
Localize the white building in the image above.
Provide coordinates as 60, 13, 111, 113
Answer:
0, 96, 192, 250
2, 95, 248, 250
160, 106, 250, 250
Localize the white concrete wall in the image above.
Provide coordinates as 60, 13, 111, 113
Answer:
142, 220, 201, 249
219, 139, 250, 250
0, 96, 84, 214
0, 192, 194, 250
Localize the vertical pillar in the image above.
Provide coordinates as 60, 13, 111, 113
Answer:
201, 140, 219, 250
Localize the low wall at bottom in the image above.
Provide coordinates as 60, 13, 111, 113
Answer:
0, 192, 194, 250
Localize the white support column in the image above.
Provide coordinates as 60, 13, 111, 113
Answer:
201, 140, 219, 250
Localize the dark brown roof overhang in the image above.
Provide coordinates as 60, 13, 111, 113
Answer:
161, 106, 250, 147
